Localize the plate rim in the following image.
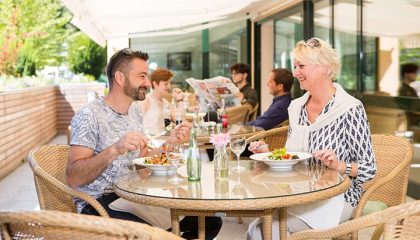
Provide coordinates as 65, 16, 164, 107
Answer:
132, 157, 175, 169
249, 151, 313, 163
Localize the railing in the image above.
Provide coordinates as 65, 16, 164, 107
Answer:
0, 83, 104, 179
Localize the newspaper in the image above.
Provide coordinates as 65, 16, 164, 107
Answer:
186, 76, 241, 108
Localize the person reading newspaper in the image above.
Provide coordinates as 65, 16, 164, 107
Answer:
230, 63, 258, 108
186, 76, 241, 109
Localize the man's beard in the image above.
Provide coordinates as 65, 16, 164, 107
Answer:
124, 78, 147, 101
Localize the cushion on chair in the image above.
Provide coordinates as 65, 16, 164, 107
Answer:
362, 200, 388, 216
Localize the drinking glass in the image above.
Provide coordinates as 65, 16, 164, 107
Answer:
167, 146, 184, 185
230, 136, 246, 172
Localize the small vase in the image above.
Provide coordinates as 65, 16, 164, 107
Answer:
214, 178, 229, 199
213, 145, 228, 180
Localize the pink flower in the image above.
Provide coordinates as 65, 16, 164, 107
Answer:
209, 133, 230, 148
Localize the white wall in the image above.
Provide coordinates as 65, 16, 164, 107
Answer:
260, 21, 274, 113
378, 37, 400, 96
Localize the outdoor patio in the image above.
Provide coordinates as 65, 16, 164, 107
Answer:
1, 133, 411, 240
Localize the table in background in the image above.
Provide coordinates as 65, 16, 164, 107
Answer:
156, 123, 264, 149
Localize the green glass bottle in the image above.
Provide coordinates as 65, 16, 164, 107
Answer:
187, 114, 201, 181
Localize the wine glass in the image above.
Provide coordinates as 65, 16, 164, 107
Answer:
230, 136, 246, 172
167, 146, 184, 185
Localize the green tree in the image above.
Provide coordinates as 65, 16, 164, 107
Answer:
0, 1, 20, 75
67, 32, 106, 80
0, 0, 73, 76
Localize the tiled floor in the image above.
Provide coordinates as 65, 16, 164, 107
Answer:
0, 134, 415, 239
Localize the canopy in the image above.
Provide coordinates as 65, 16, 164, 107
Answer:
61, 0, 288, 47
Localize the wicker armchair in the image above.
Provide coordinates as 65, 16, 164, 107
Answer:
246, 126, 289, 150
247, 102, 259, 121
226, 104, 252, 124
289, 200, 420, 240
350, 134, 413, 239
0, 210, 183, 240
28, 144, 108, 217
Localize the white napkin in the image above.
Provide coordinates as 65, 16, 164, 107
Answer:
287, 193, 345, 229
109, 198, 173, 229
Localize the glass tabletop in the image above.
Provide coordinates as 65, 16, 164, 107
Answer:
114, 160, 345, 201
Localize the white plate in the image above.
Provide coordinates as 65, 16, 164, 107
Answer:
249, 152, 313, 170
132, 157, 176, 175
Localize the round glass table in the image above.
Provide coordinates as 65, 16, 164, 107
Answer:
114, 160, 350, 240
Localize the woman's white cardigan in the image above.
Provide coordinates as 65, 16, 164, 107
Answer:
285, 83, 361, 229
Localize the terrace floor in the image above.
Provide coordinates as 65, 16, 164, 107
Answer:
0, 134, 417, 239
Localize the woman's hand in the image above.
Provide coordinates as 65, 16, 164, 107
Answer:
313, 149, 342, 172
248, 140, 269, 153
172, 88, 183, 102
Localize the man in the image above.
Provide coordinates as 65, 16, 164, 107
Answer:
247, 68, 293, 130
67, 48, 222, 239
230, 63, 258, 108
398, 63, 419, 97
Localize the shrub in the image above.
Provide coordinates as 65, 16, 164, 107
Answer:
67, 32, 106, 80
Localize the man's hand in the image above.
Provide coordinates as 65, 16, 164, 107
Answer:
235, 92, 244, 102
166, 122, 191, 146
113, 132, 149, 159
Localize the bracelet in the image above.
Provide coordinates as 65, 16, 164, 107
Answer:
176, 99, 183, 103
343, 163, 352, 175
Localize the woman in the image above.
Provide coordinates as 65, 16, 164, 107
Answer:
247, 38, 376, 239
139, 68, 183, 135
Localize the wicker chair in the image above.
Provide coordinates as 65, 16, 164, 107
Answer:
247, 102, 259, 122
289, 200, 420, 240
349, 134, 413, 239
0, 210, 183, 240
246, 126, 289, 150
28, 144, 108, 217
226, 104, 252, 124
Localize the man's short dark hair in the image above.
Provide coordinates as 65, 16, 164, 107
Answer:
106, 48, 149, 89
401, 63, 419, 79
272, 68, 294, 92
230, 63, 250, 77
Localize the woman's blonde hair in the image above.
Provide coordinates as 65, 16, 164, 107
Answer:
150, 68, 173, 88
292, 38, 340, 80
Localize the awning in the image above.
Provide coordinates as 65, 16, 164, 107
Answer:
61, 0, 288, 47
